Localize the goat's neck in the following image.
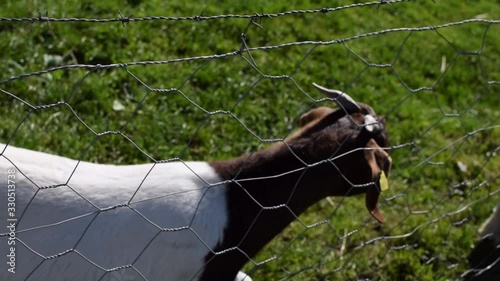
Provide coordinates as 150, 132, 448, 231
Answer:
209, 141, 339, 262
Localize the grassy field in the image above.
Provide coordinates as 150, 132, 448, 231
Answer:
1, 0, 499, 280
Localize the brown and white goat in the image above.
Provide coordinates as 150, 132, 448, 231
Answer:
0, 83, 391, 281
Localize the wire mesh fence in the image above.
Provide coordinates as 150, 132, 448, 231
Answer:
0, 0, 499, 280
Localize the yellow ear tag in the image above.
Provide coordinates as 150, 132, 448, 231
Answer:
379, 171, 389, 191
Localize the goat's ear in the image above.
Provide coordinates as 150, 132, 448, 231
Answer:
299, 107, 335, 127
364, 139, 392, 224
355, 113, 388, 148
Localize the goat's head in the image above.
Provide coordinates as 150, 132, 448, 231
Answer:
293, 83, 392, 223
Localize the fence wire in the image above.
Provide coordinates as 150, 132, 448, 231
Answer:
0, 1, 414, 24
0, 1, 499, 281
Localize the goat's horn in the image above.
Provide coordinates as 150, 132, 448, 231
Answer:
312, 83, 361, 113
355, 114, 383, 147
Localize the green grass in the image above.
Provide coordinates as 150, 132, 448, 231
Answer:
1, 0, 499, 280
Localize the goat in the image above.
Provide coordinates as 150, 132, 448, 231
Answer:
0, 83, 392, 281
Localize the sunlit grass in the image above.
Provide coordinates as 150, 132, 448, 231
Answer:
1, 0, 498, 280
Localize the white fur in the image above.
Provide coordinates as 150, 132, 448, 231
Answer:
235, 271, 253, 281
0, 144, 249, 281
479, 204, 500, 242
